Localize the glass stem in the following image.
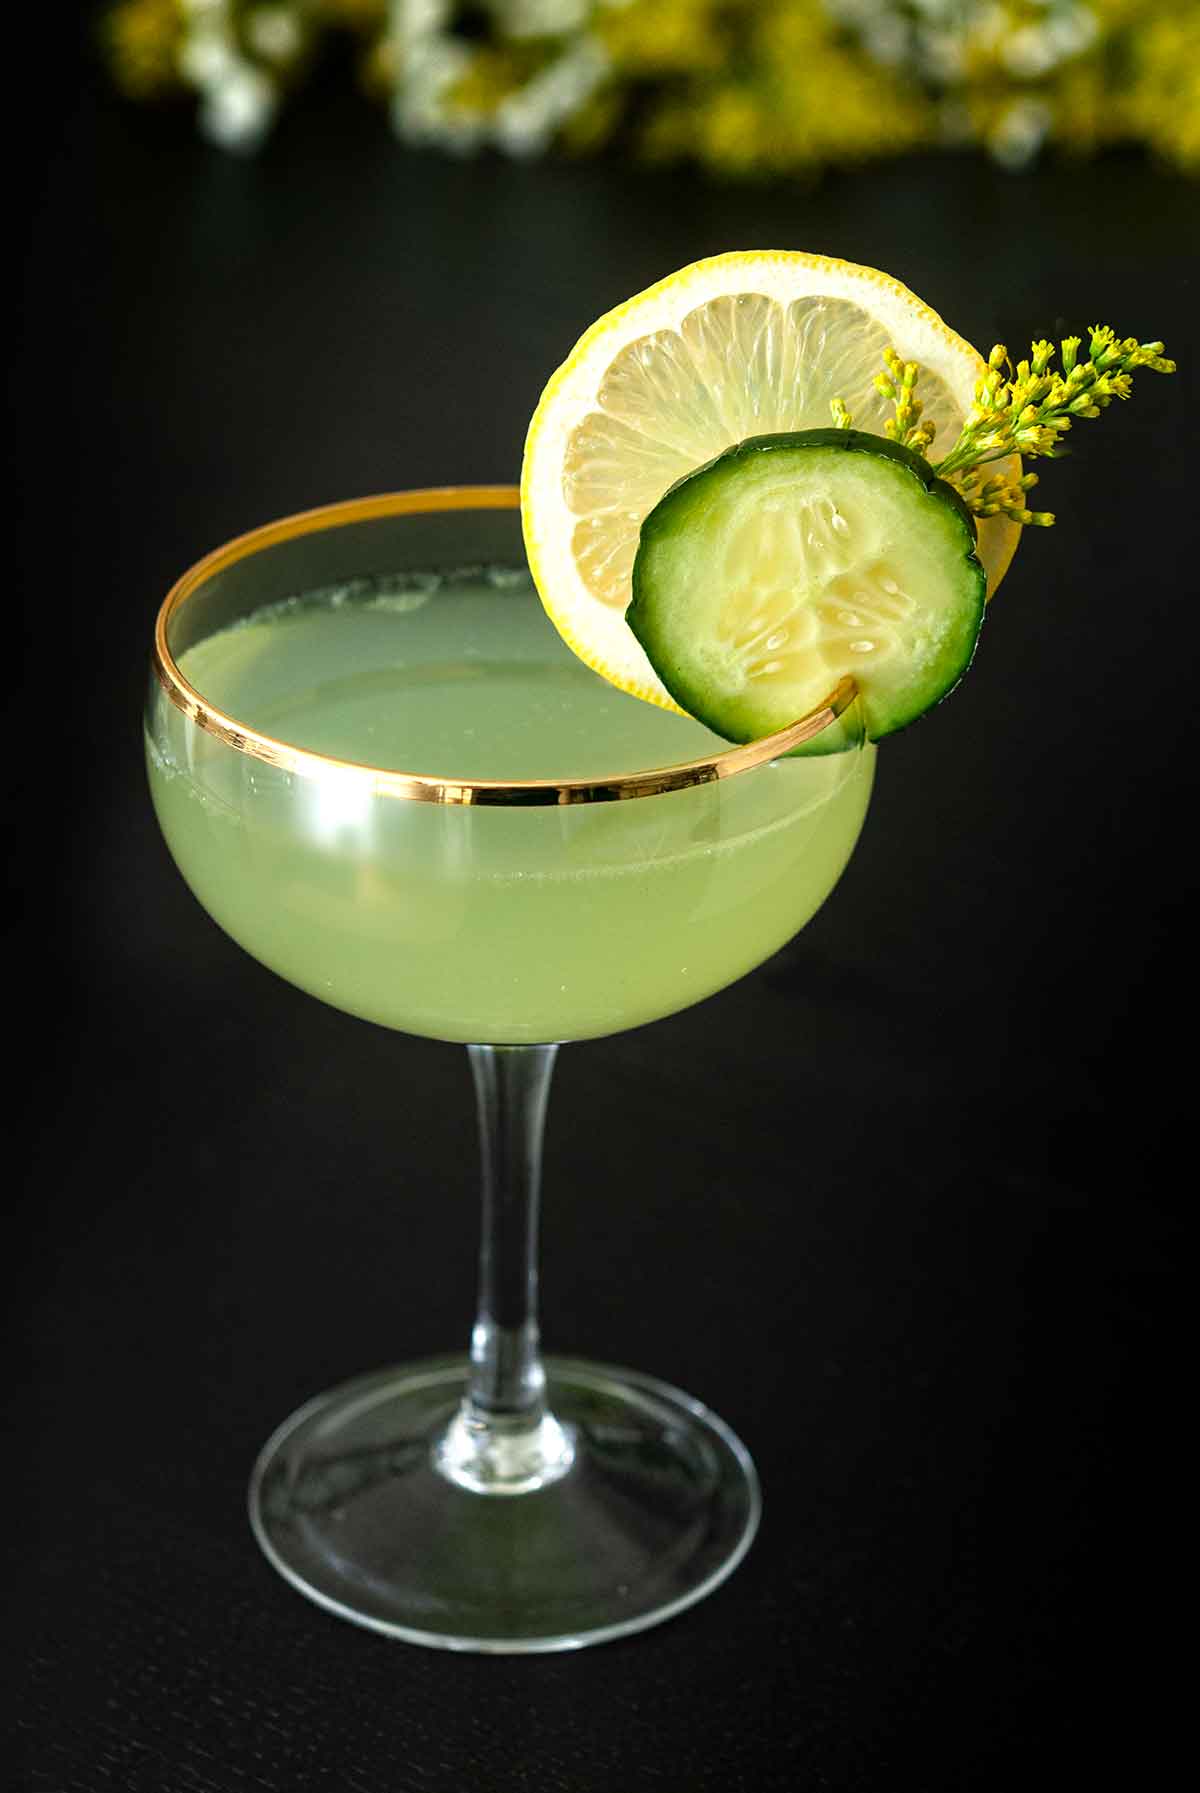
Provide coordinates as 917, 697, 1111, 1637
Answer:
467, 1042, 555, 1416
434, 1043, 575, 1494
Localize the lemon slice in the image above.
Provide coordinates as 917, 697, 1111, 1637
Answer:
520, 250, 1019, 713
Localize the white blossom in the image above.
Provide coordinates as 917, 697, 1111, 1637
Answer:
200, 62, 278, 152
177, 28, 237, 86
494, 0, 591, 38
393, 35, 483, 151
988, 96, 1051, 168
493, 37, 608, 156
246, 6, 306, 64
391, 0, 455, 49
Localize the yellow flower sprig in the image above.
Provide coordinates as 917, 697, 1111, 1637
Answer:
932, 327, 1176, 524
829, 349, 1039, 511
873, 347, 938, 457
950, 464, 1053, 528
837, 328, 1175, 527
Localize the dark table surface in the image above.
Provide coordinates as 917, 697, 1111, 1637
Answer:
13, 33, 1197, 1792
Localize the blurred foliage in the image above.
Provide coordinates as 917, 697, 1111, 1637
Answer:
101, 0, 1199, 173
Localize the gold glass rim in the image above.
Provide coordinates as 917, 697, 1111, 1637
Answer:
151, 485, 859, 807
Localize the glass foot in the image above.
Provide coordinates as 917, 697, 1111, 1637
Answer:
249, 1355, 760, 1652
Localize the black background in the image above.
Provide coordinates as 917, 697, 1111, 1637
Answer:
12, 21, 1197, 1790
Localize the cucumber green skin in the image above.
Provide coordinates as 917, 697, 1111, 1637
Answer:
628, 429, 986, 754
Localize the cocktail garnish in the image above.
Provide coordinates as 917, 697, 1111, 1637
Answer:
520, 253, 1175, 749
626, 429, 985, 749
844, 330, 1176, 528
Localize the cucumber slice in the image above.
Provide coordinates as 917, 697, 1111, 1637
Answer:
628, 429, 986, 747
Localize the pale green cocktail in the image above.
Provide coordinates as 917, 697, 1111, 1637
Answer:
145, 488, 873, 1653
149, 565, 873, 1046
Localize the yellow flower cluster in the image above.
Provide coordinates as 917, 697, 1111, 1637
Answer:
873, 349, 938, 459
1118, 7, 1200, 170
103, 0, 183, 97
934, 329, 1176, 524
100, 0, 1200, 174
834, 327, 1176, 528
626, 2, 931, 175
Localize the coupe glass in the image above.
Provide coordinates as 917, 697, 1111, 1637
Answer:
145, 487, 874, 1652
